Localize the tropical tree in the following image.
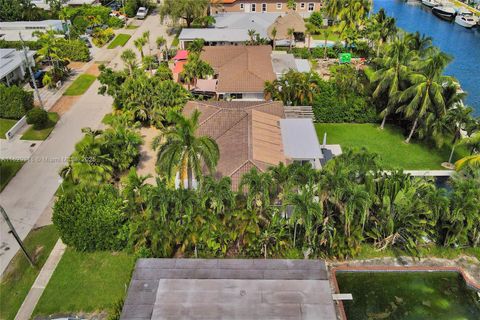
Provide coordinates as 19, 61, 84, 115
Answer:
305, 23, 317, 52
443, 106, 475, 163
156, 36, 168, 60
396, 49, 453, 143
199, 176, 236, 215
271, 27, 277, 51
180, 54, 214, 89
142, 31, 152, 55
455, 154, 480, 170
153, 110, 219, 189
34, 30, 62, 67
187, 38, 205, 54
120, 49, 137, 75
159, 0, 210, 28
265, 70, 320, 106
134, 36, 147, 58
287, 27, 295, 52
239, 168, 273, 213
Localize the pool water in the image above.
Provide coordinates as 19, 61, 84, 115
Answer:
336, 271, 480, 320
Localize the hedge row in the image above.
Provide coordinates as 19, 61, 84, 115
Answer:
0, 84, 34, 119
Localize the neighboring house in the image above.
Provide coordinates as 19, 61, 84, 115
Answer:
214, 12, 281, 38
211, 0, 324, 17
182, 100, 325, 190
30, 0, 99, 10
172, 50, 188, 82
271, 51, 311, 78
199, 45, 276, 100
179, 28, 250, 49
0, 20, 68, 42
0, 48, 36, 85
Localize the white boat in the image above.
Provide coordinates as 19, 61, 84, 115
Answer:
422, 0, 439, 8
432, 6, 457, 21
454, 9, 479, 28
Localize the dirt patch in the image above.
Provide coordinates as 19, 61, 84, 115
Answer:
137, 126, 161, 185
68, 61, 86, 71
85, 63, 101, 77
49, 96, 80, 115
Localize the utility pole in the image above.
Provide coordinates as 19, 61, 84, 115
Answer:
0, 205, 35, 267
19, 32, 45, 110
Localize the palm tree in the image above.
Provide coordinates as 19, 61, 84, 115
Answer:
34, 30, 61, 67
142, 55, 157, 75
444, 106, 475, 163
305, 23, 317, 52
153, 110, 219, 189
371, 36, 413, 129
248, 29, 257, 44
287, 28, 295, 52
120, 49, 137, 75
322, 29, 331, 60
156, 36, 167, 60
199, 176, 236, 214
142, 31, 151, 55
187, 38, 205, 54
134, 36, 147, 58
458, 131, 480, 155
396, 50, 452, 143
455, 154, 480, 170
271, 27, 277, 51
239, 168, 273, 212
181, 54, 214, 89
326, 0, 345, 19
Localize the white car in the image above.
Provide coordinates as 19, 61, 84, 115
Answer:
136, 7, 148, 20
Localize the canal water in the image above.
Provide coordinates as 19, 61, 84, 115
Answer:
373, 0, 480, 116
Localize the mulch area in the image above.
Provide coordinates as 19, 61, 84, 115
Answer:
49, 96, 80, 116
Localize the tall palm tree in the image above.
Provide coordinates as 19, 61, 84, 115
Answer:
322, 29, 331, 60
287, 28, 295, 52
248, 29, 257, 43
444, 106, 475, 163
455, 154, 480, 170
199, 176, 235, 214
305, 23, 317, 52
142, 31, 151, 55
134, 36, 147, 58
326, 0, 345, 19
156, 36, 167, 60
153, 110, 219, 189
181, 54, 214, 89
239, 168, 273, 212
371, 36, 413, 129
271, 27, 277, 51
396, 50, 452, 143
120, 49, 137, 74
187, 38, 205, 54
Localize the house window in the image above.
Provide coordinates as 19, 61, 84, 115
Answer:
251, 3, 256, 11
300, 3, 305, 9
240, 3, 244, 10
262, 3, 267, 12
230, 93, 243, 100
308, 3, 314, 11
276, 3, 282, 10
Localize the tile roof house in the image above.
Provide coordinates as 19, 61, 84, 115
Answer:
199, 45, 276, 100
211, 0, 324, 18
183, 100, 324, 189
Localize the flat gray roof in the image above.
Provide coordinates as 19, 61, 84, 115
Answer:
271, 53, 297, 75
214, 12, 281, 38
280, 118, 323, 159
179, 28, 250, 42
121, 259, 336, 320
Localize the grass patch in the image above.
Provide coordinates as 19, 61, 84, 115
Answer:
0, 225, 59, 320
0, 159, 26, 192
107, 33, 132, 49
126, 24, 139, 29
315, 123, 467, 170
0, 118, 17, 139
63, 74, 96, 96
21, 112, 59, 141
171, 35, 179, 47
312, 26, 342, 41
33, 249, 135, 317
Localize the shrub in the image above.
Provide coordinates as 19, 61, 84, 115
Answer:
0, 40, 42, 50
107, 16, 125, 29
56, 38, 90, 62
53, 185, 127, 251
309, 11, 324, 28
0, 84, 34, 119
26, 108, 49, 129
92, 28, 115, 47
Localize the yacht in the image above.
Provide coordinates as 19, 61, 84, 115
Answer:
454, 9, 479, 28
422, 0, 439, 8
432, 6, 457, 21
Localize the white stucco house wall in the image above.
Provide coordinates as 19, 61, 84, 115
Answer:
0, 49, 36, 85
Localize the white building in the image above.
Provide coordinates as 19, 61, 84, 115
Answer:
0, 49, 36, 85
0, 20, 67, 42
30, 0, 99, 10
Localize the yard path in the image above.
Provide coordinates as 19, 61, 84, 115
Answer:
0, 13, 170, 276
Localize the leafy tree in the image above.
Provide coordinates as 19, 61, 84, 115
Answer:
0, 84, 34, 119
187, 38, 205, 54
53, 184, 127, 251
309, 11, 324, 28
26, 108, 49, 129
265, 70, 320, 106
153, 110, 219, 189
239, 168, 273, 212
180, 54, 214, 89
199, 176, 236, 215
160, 0, 209, 28
134, 35, 147, 58
120, 49, 138, 75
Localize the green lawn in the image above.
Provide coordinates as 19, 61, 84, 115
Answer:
0, 118, 17, 139
0, 160, 25, 192
315, 123, 467, 170
0, 225, 59, 320
312, 26, 342, 41
33, 249, 135, 317
107, 33, 132, 49
21, 112, 59, 141
171, 35, 179, 47
63, 74, 96, 96
126, 25, 139, 29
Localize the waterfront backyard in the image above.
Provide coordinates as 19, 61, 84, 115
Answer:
315, 123, 468, 170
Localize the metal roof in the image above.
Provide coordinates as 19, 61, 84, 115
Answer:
214, 12, 281, 38
0, 49, 35, 80
280, 118, 323, 159
121, 259, 337, 320
179, 28, 250, 42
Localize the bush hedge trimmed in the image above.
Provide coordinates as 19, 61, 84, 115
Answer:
0, 84, 34, 119
56, 38, 90, 62
26, 108, 49, 129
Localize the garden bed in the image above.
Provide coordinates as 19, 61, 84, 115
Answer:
21, 112, 59, 141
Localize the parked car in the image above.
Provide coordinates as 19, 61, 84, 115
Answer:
136, 7, 148, 20
29, 70, 46, 89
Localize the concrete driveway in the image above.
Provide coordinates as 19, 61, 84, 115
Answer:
0, 13, 171, 275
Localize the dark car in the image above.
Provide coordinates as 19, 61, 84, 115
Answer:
29, 70, 46, 89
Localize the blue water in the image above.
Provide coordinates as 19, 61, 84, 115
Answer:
373, 0, 480, 116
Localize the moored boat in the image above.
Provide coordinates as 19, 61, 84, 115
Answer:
422, 0, 439, 8
454, 9, 479, 28
432, 6, 457, 21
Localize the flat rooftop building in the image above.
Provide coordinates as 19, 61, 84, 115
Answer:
0, 20, 67, 41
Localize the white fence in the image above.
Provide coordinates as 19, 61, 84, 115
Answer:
5, 116, 27, 140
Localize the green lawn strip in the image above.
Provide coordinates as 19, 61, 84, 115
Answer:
21, 112, 59, 141
0, 159, 26, 192
63, 74, 97, 96
0, 118, 17, 139
126, 25, 138, 29
107, 33, 132, 49
33, 249, 135, 317
315, 123, 467, 170
312, 26, 342, 41
0, 225, 59, 320
171, 35, 179, 47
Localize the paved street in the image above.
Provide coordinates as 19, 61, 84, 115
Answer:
0, 13, 172, 275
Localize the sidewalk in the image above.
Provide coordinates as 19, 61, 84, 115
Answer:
14, 240, 66, 320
